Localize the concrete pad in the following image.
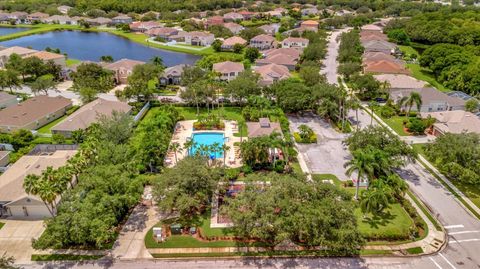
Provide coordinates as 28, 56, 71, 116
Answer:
0, 220, 45, 263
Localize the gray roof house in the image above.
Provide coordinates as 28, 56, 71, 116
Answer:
390, 88, 465, 113
160, 64, 189, 85
51, 98, 132, 137
362, 40, 396, 54
247, 118, 282, 137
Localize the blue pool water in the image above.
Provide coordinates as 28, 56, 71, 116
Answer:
190, 132, 225, 158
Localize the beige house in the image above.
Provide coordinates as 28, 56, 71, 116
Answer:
51, 98, 132, 138
105, 58, 145, 84
223, 22, 244, 35
254, 63, 291, 86
221, 36, 247, 50
213, 61, 244, 81
373, 74, 426, 90
390, 88, 465, 112
282, 37, 309, 49
0, 92, 18, 109
184, 31, 215, 46
26, 12, 49, 23
0, 146, 77, 219
0, 96, 72, 133
421, 111, 480, 136
27, 51, 66, 68
250, 34, 276, 50
0, 46, 38, 68
256, 48, 301, 70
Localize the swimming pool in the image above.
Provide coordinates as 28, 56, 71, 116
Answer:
189, 132, 225, 158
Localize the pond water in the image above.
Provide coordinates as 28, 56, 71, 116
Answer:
0, 27, 28, 36
0, 30, 200, 66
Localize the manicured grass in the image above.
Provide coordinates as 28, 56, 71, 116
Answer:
372, 108, 412, 136
66, 58, 81, 67
313, 174, 414, 241
406, 246, 424, 255
406, 63, 449, 93
31, 254, 103, 261
174, 106, 249, 137
398, 45, 419, 57
157, 89, 177, 96
407, 190, 441, 231
291, 162, 304, 175
36, 115, 68, 134
0, 222, 4, 230
198, 213, 235, 237
0, 24, 82, 42
145, 233, 240, 249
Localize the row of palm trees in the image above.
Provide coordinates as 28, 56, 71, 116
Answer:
22, 152, 89, 217
169, 140, 231, 167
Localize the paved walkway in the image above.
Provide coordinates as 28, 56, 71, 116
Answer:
111, 186, 157, 260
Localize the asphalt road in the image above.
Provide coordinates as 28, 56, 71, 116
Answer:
320, 28, 351, 85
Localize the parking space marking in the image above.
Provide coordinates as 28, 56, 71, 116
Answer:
449, 230, 480, 235
439, 253, 457, 269
444, 225, 464, 229
430, 257, 443, 269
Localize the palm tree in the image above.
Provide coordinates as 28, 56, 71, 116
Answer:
368, 101, 378, 126
66, 154, 87, 184
399, 92, 422, 118
170, 142, 181, 163
360, 180, 393, 217
150, 56, 165, 69
23, 174, 56, 217
183, 140, 195, 156
344, 150, 375, 200
221, 144, 231, 167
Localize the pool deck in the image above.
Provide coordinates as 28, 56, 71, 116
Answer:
165, 120, 244, 168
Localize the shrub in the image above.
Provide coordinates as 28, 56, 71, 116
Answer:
406, 118, 427, 135
193, 114, 225, 130
224, 168, 241, 181
379, 105, 396, 118
293, 132, 317, 143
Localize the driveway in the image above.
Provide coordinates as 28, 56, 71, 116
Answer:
0, 219, 45, 263
289, 114, 351, 180
320, 28, 351, 85
111, 186, 157, 260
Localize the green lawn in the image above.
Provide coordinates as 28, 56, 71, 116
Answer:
406, 63, 449, 92
398, 45, 419, 57
198, 213, 235, 237
31, 254, 103, 261
36, 115, 68, 134
66, 58, 81, 67
372, 108, 412, 136
145, 233, 240, 248
313, 174, 414, 241
0, 222, 4, 230
0, 24, 83, 42
174, 106, 249, 137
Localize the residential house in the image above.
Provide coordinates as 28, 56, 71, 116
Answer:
212, 61, 244, 81
265, 10, 283, 18
184, 31, 215, 46
146, 27, 179, 40
420, 111, 480, 136
373, 74, 426, 90
0, 145, 77, 219
0, 96, 72, 133
360, 31, 388, 42
301, 7, 319, 16
0, 46, 37, 68
27, 51, 67, 68
256, 48, 301, 70
105, 58, 145, 84
112, 15, 132, 25
247, 118, 282, 137
254, 63, 291, 86
57, 5, 72, 14
26, 12, 49, 24
390, 88, 465, 112
221, 36, 247, 51
223, 12, 244, 22
363, 60, 410, 75
51, 98, 132, 137
363, 52, 399, 64
250, 34, 276, 50
362, 40, 396, 54
361, 24, 383, 33
258, 24, 280, 35
223, 22, 244, 35
0, 151, 9, 168
160, 64, 189, 85
44, 15, 78, 25
85, 17, 112, 26
0, 92, 18, 109
0, 13, 9, 23
282, 37, 309, 49
129, 21, 162, 32
205, 16, 224, 27
300, 20, 319, 31
8, 12, 28, 24
238, 10, 257, 20
335, 9, 354, 16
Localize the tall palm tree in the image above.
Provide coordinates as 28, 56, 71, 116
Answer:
359, 184, 391, 217
344, 150, 375, 200
221, 144, 231, 167
183, 140, 195, 156
170, 142, 181, 163
66, 154, 86, 184
23, 174, 56, 217
399, 92, 422, 118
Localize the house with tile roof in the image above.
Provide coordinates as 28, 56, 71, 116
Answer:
250, 34, 276, 50
282, 37, 309, 50
254, 63, 291, 86
104, 58, 145, 84
221, 36, 247, 51
421, 111, 480, 136
364, 60, 410, 75
390, 88, 465, 112
213, 61, 244, 81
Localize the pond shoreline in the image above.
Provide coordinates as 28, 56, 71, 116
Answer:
0, 24, 213, 56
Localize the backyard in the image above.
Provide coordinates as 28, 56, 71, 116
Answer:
372, 107, 412, 136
